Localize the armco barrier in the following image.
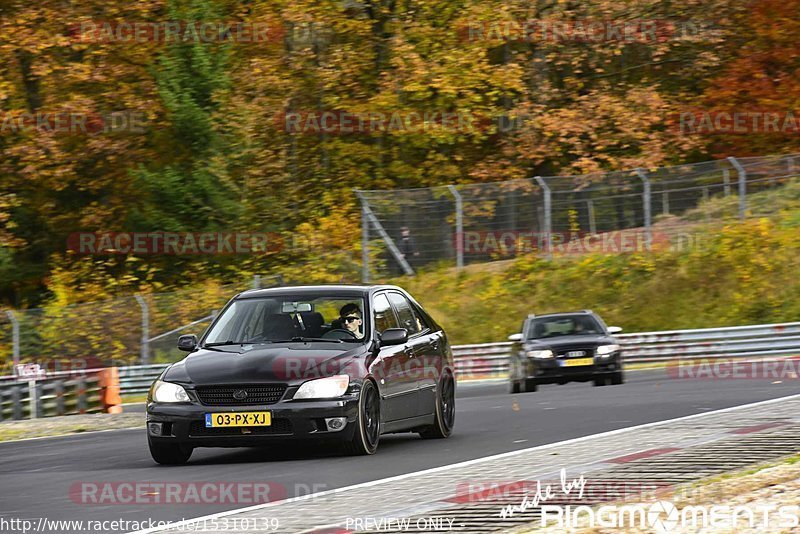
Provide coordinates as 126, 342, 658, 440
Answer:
118, 363, 169, 395
0, 374, 103, 421
453, 321, 800, 379
452, 342, 512, 379
616, 322, 800, 363
111, 321, 800, 390
3, 321, 799, 417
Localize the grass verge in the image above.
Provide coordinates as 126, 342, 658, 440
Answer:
0, 412, 143, 442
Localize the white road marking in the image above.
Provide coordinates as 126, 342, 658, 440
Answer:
128, 392, 800, 534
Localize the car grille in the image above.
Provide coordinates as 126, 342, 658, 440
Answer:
194, 384, 287, 406
556, 347, 595, 358
188, 418, 293, 436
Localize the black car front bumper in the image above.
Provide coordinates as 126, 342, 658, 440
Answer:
146, 395, 360, 447
526, 355, 622, 383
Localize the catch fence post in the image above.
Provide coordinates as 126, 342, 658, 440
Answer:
134, 295, 150, 365
635, 169, 652, 248
533, 177, 552, 260
28, 379, 37, 419
447, 185, 464, 269
727, 157, 746, 220
360, 195, 370, 283
5, 310, 19, 371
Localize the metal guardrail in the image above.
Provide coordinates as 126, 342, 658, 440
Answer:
3, 322, 798, 415
452, 321, 800, 378
115, 321, 800, 391
118, 364, 169, 395
617, 322, 800, 363
0, 375, 102, 420
452, 342, 513, 378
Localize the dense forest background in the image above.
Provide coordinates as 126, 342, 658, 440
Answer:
0, 0, 798, 307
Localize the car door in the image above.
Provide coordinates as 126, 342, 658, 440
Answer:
387, 291, 436, 417
410, 303, 444, 416
371, 292, 418, 422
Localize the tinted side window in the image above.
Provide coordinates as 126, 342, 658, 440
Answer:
387, 292, 421, 336
412, 304, 432, 332
373, 293, 400, 333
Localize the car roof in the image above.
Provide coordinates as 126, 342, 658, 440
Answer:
530, 311, 597, 319
236, 284, 405, 299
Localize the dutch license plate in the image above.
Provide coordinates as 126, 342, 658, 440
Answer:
563, 357, 594, 367
205, 412, 271, 428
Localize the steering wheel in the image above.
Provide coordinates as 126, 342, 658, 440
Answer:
322, 328, 357, 340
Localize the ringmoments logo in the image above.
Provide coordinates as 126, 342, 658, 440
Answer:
538, 501, 800, 531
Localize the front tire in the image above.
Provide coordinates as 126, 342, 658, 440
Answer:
148, 436, 193, 465
610, 371, 624, 385
593, 376, 608, 387
343, 379, 381, 455
420, 373, 455, 439
523, 377, 538, 392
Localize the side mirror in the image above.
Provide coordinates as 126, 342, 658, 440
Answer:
508, 333, 523, 342
607, 326, 623, 335
178, 334, 198, 352
380, 328, 408, 347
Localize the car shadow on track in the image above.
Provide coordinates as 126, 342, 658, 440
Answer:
166, 434, 427, 466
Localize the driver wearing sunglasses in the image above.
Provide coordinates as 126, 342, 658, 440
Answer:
339, 303, 363, 338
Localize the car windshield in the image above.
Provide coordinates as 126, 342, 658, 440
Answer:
528, 315, 603, 339
204, 295, 367, 345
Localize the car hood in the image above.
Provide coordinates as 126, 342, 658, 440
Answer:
162, 343, 368, 385
525, 335, 616, 351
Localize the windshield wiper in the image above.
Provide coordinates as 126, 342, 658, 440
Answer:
204, 340, 246, 347
272, 337, 343, 343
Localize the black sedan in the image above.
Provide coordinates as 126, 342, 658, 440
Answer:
146, 285, 455, 464
508, 311, 624, 393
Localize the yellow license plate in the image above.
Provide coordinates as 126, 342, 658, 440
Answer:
564, 357, 594, 367
205, 412, 271, 428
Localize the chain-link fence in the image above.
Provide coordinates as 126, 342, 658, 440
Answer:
357, 153, 800, 279
0, 274, 284, 378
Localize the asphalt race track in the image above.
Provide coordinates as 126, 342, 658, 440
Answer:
1, 369, 798, 534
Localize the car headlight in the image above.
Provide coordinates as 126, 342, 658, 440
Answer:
150, 380, 191, 403
526, 349, 554, 359
294, 375, 350, 399
596, 344, 621, 357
